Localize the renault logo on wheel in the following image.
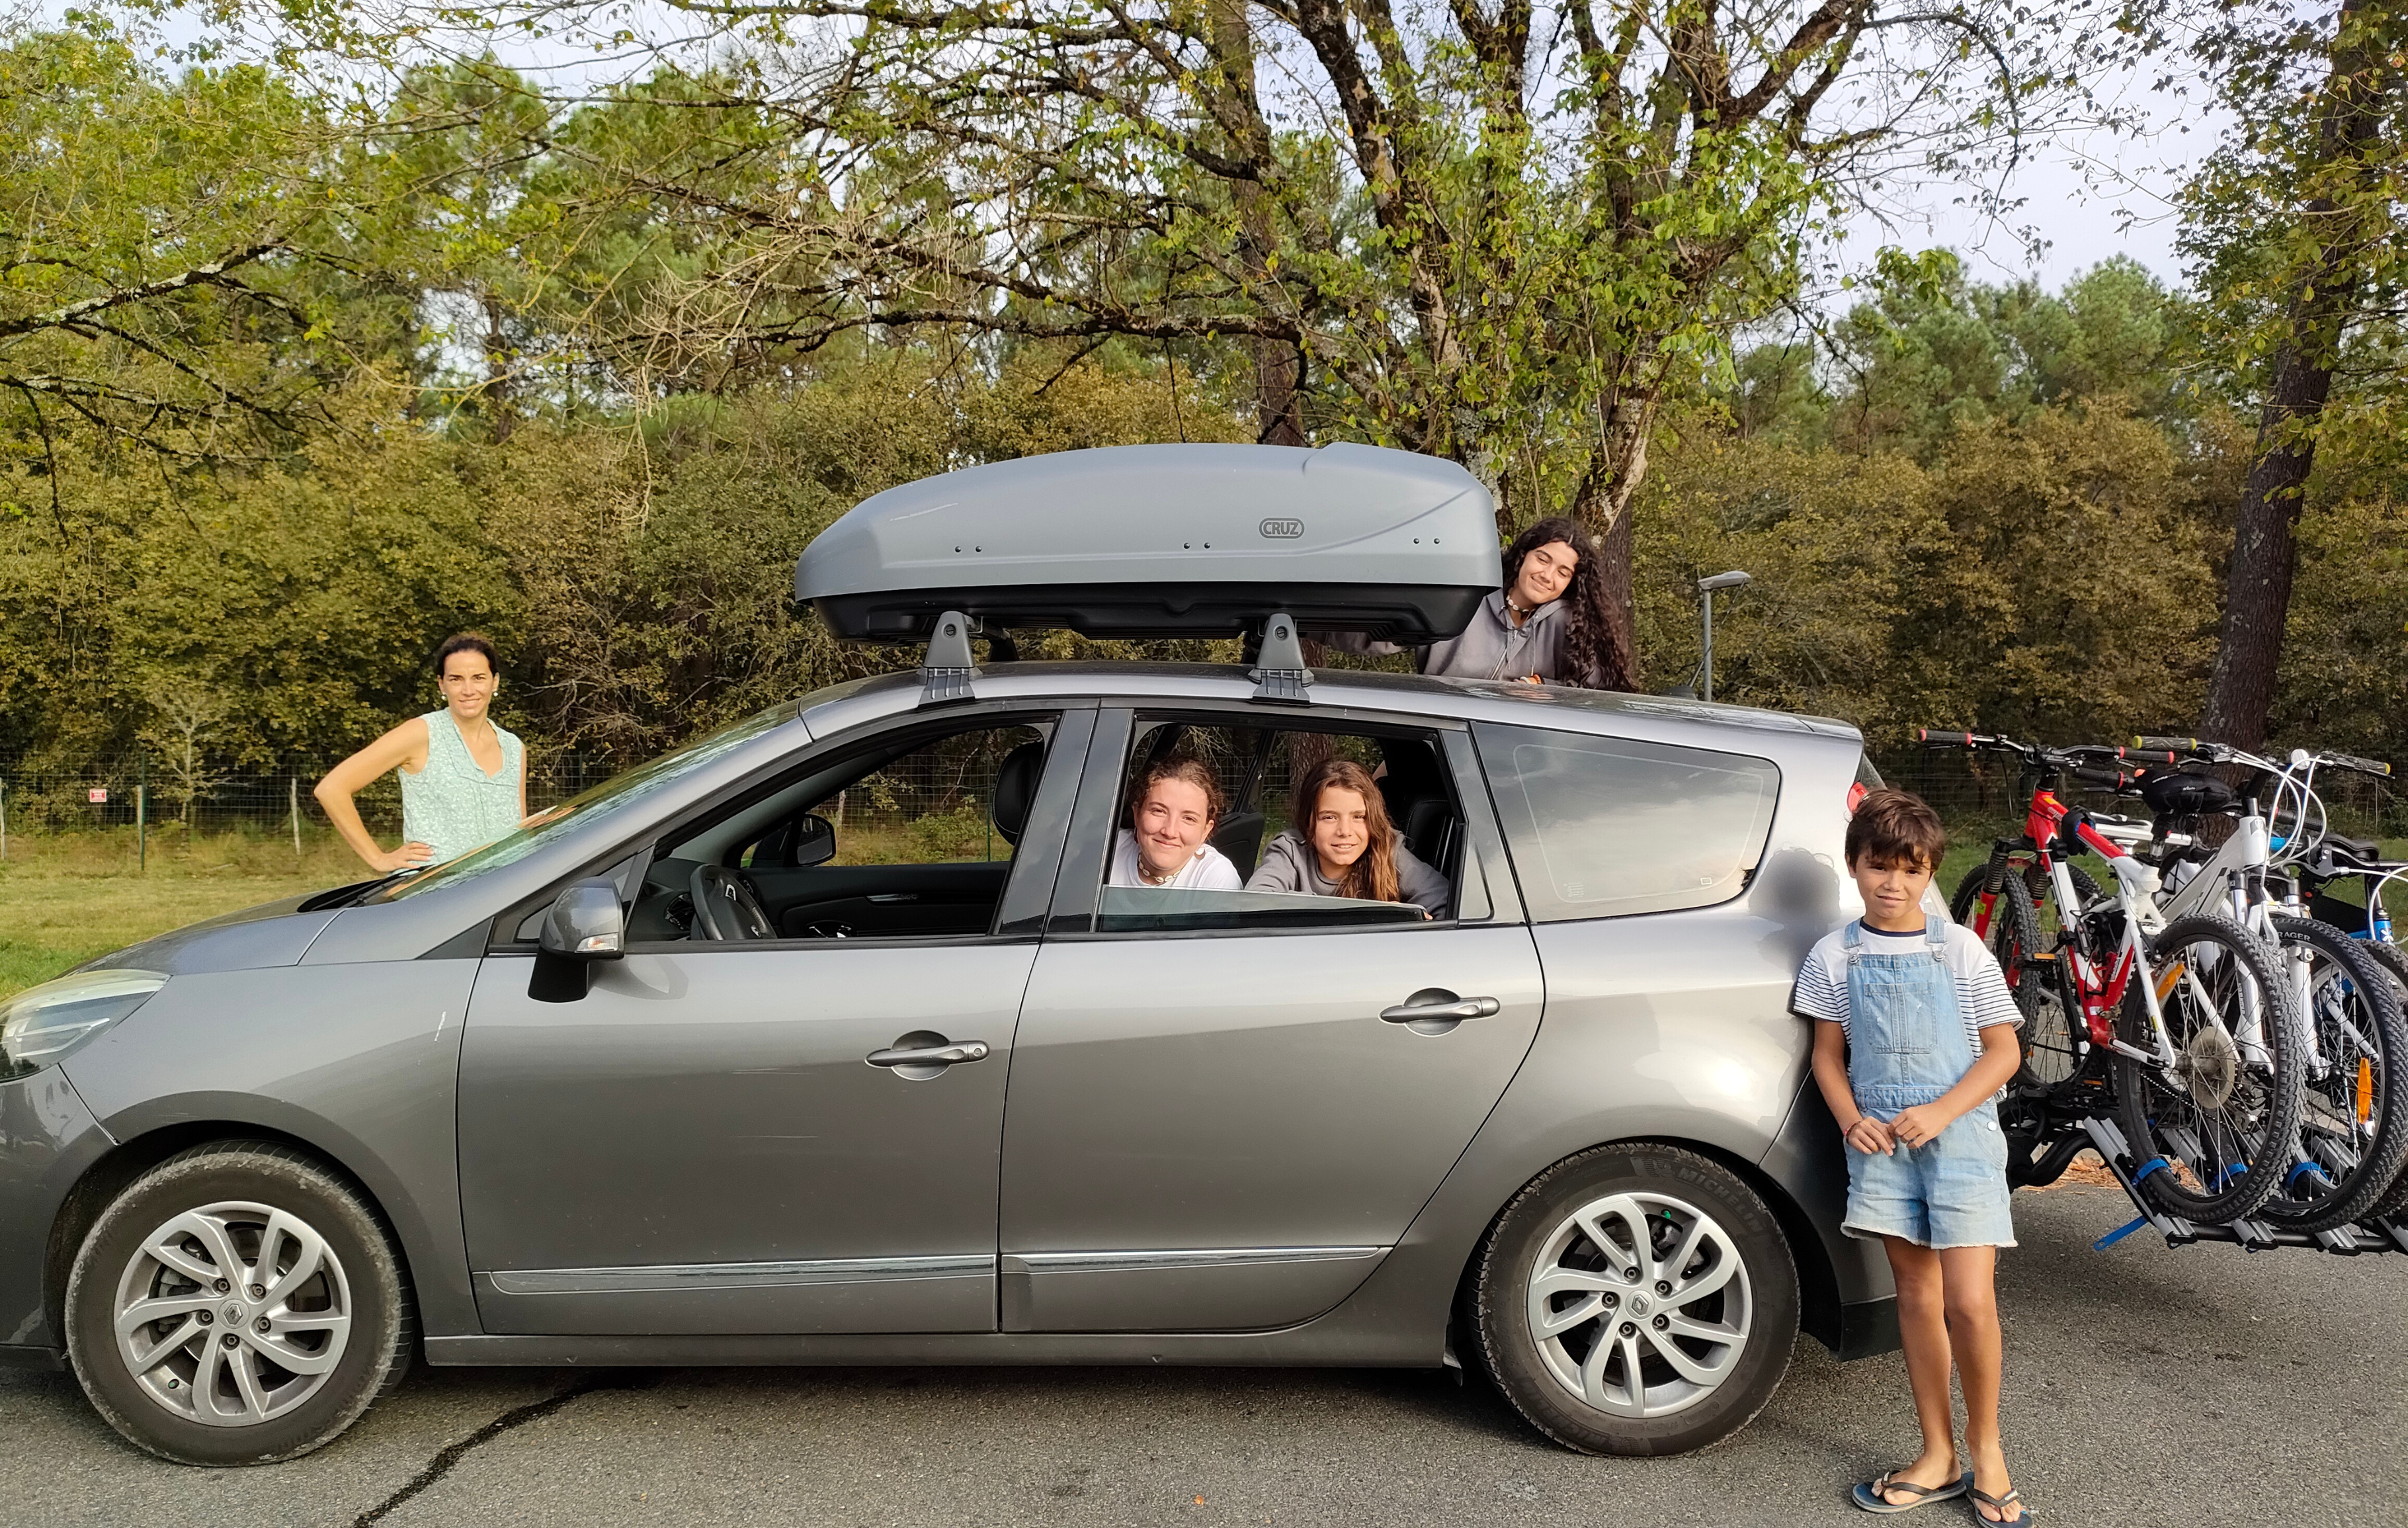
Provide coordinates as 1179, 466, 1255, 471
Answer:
1259, 517, 1304, 539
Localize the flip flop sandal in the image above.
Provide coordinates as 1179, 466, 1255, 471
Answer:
1852, 1470, 1972, 1513
1968, 1486, 2033, 1523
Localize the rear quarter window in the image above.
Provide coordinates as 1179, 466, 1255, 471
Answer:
1474, 722, 1781, 922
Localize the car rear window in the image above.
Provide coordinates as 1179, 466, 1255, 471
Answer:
1474, 722, 1780, 921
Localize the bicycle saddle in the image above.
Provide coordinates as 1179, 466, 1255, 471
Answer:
2140, 768, 2235, 818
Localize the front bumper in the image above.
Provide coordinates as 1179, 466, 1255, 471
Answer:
0, 1068, 114, 1359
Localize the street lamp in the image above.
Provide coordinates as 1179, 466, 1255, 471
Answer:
1696, 570, 1753, 702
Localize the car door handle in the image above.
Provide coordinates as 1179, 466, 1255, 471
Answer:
1379, 994, 1501, 1023
868, 1040, 991, 1067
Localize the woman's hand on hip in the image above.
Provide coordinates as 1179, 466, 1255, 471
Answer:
371, 841, 435, 874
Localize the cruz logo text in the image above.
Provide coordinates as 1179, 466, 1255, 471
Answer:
1258, 517, 1305, 539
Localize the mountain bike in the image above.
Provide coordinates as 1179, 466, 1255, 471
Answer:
1919, 729, 2309, 1224
1921, 731, 2152, 1185
2122, 738, 2408, 1232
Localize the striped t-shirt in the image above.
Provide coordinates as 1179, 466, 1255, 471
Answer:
1790, 921, 2024, 1053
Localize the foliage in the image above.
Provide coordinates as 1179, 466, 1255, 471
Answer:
0, 22, 358, 459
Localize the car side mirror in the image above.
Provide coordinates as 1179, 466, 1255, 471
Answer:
531, 878, 624, 1003
791, 813, 836, 868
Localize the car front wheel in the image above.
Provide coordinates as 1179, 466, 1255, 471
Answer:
65, 1141, 412, 1465
1471, 1143, 1799, 1456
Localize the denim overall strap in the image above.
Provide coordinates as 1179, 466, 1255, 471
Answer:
1843, 915, 1976, 1119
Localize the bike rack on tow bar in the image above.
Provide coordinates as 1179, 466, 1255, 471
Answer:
2082, 1117, 2408, 1256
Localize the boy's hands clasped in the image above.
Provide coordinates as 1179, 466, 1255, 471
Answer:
1843, 1115, 1896, 1155
1843, 1102, 1958, 1156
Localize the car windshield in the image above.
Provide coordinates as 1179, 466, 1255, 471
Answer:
361, 701, 802, 904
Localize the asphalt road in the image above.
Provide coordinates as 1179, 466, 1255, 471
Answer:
5, 1184, 2402, 1528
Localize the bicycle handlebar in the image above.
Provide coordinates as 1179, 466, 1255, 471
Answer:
2132, 735, 2205, 755
2071, 764, 2133, 789
2322, 751, 2393, 778
1917, 728, 1975, 747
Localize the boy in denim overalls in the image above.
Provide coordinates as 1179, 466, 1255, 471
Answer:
1796, 790, 2030, 1523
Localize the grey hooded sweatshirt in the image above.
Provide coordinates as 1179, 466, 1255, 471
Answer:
1243, 829, 1452, 920
1315, 590, 1598, 687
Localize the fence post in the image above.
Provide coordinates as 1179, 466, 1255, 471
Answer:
136, 750, 148, 873
290, 775, 302, 855
1, 777, 7, 862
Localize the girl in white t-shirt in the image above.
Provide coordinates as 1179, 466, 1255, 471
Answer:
1107, 756, 1242, 890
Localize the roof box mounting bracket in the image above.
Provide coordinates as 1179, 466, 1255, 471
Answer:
1249, 611, 1311, 706
918, 610, 979, 706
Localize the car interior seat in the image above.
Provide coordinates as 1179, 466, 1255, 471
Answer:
1377, 739, 1460, 874
989, 740, 1046, 847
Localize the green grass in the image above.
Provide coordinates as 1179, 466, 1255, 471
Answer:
0, 829, 362, 998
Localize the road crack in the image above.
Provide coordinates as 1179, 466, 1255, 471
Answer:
353, 1372, 655, 1525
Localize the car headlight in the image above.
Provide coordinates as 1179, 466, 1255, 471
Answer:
0, 970, 168, 1082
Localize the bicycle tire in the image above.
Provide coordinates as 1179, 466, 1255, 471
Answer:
2354, 940, 2408, 1218
2255, 917, 2408, 1232
2114, 914, 2307, 1224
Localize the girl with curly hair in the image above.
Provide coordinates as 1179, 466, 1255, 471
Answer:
1321, 517, 1626, 689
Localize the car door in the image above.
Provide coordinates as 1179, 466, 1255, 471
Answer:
456, 707, 1091, 1336
996, 709, 1543, 1332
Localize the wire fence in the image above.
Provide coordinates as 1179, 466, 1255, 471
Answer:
0, 754, 620, 862
1, 745, 2397, 869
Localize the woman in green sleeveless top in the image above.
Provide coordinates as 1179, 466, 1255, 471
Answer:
315, 634, 528, 872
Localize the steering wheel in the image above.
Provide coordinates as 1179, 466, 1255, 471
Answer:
689, 865, 776, 941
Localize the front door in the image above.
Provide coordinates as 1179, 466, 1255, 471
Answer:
457, 709, 1085, 1336
997, 712, 1545, 1332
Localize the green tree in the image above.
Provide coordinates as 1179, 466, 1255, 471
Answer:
292, 1, 2119, 686
2182, 0, 2408, 747
0, 24, 353, 463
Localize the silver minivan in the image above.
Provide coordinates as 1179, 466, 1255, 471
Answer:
0, 447, 1895, 1466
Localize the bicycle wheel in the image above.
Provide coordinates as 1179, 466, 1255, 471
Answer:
2256, 917, 2408, 1232
2355, 941, 2408, 1218
2114, 915, 2307, 1224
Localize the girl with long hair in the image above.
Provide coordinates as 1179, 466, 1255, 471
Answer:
1245, 758, 1451, 918
1319, 516, 1626, 689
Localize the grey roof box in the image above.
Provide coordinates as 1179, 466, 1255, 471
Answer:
794, 443, 1501, 642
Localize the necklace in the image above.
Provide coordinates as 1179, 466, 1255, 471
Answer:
1138, 856, 1177, 886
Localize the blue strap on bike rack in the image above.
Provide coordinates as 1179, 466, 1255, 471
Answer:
2285, 1161, 2332, 1190
2130, 1156, 2169, 1185
2094, 1216, 2151, 1252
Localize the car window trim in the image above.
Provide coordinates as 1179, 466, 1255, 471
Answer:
491, 699, 1095, 953
1048, 703, 1516, 939
1472, 719, 1783, 925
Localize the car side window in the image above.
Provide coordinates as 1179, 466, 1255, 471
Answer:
626, 720, 1052, 945
1474, 722, 1780, 923
1094, 720, 1462, 935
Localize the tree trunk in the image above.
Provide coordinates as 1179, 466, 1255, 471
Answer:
1206, 0, 1304, 447
2198, 0, 2395, 747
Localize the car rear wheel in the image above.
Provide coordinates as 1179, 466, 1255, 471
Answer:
1470, 1144, 1798, 1456
65, 1141, 412, 1465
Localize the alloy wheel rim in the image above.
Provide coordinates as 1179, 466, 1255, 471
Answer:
1524, 1190, 1752, 1419
110, 1200, 353, 1427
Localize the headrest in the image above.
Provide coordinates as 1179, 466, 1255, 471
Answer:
990, 742, 1046, 846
